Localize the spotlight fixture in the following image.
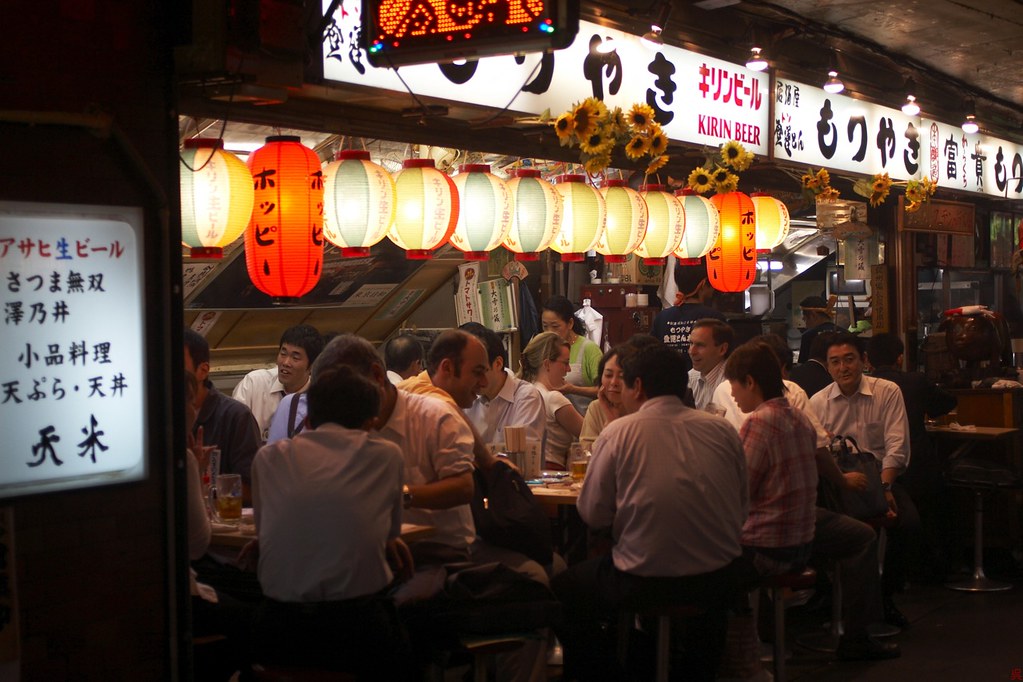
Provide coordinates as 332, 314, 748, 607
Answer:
962, 100, 979, 134
900, 78, 920, 116
823, 70, 844, 94
745, 46, 768, 72
641, 2, 672, 50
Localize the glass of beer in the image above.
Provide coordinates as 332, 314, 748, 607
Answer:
569, 443, 589, 483
213, 473, 243, 524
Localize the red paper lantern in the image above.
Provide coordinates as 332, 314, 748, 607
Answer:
707, 191, 756, 293
390, 158, 459, 259
244, 136, 325, 300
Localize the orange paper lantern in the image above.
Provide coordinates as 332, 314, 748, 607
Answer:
244, 136, 324, 300
503, 169, 562, 261
707, 191, 756, 293
180, 138, 254, 259
389, 158, 459, 259
551, 174, 605, 262
750, 192, 790, 254
635, 184, 685, 266
597, 180, 647, 263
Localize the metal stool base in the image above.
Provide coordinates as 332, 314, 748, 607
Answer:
795, 629, 840, 654
945, 573, 1013, 592
868, 622, 901, 638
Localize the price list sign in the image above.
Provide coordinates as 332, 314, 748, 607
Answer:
0, 202, 146, 498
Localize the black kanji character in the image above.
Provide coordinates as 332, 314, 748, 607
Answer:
29, 425, 61, 467
77, 414, 109, 463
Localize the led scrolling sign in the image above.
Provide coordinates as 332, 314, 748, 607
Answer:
362, 0, 579, 67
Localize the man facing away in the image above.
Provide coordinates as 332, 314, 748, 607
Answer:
651, 263, 725, 354
553, 343, 753, 681
232, 324, 324, 441
797, 295, 840, 365
688, 318, 734, 411
183, 329, 261, 504
384, 333, 425, 386
790, 330, 840, 398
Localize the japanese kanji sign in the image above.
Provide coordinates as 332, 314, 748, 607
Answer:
920, 119, 1023, 200
0, 202, 146, 497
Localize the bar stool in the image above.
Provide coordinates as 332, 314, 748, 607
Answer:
945, 458, 1020, 592
617, 603, 704, 682
863, 515, 900, 638
760, 567, 817, 682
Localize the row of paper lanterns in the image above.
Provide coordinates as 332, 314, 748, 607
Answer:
180, 136, 790, 298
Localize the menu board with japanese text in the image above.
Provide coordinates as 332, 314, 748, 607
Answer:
0, 202, 146, 498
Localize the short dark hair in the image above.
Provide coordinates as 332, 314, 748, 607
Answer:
724, 341, 785, 400
692, 318, 734, 356
312, 334, 381, 382
808, 330, 840, 362
543, 295, 585, 335
280, 324, 325, 365
383, 334, 424, 374
183, 328, 210, 366
823, 331, 866, 358
619, 343, 689, 401
673, 261, 708, 296
426, 330, 473, 377
307, 365, 380, 429
867, 333, 904, 368
460, 322, 507, 367
750, 333, 794, 372
800, 295, 828, 310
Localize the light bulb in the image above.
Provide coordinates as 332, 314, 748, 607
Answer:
962, 115, 979, 134
823, 70, 844, 94
746, 47, 768, 72
901, 95, 920, 116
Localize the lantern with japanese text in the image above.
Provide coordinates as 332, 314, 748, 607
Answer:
180, 139, 254, 258
244, 136, 324, 300
597, 179, 647, 263
673, 188, 720, 265
707, 191, 756, 293
634, 184, 684, 266
750, 192, 790, 254
322, 150, 395, 257
551, 174, 605, 262
389, 158, 459, 259
450, 164, 512, 260
503, 169, 562, 261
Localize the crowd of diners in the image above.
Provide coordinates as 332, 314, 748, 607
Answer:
181, 271, 957, 681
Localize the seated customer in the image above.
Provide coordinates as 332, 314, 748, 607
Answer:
250, 364, 414, 679
579, 346, 625, 451
553, 344, 753, 681
519, 331, 583, 470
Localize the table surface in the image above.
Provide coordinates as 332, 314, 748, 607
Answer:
530, 485, 580, 505
210, 521, 435, 548
926, 425, 1019, 439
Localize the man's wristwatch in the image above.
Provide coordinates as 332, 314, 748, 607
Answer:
881, 482, 893, 493
402, 484, 413, 509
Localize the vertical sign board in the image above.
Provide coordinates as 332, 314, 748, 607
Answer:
0, 202, 146, 498
920, 119, 1023, 201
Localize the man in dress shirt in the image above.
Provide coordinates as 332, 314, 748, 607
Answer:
553, 343, 753, 680
183, 329, 261, 503
688, 318, 734, 411
232, 324, 324, 440
384, 334, 424, 386
460, 323, 545, 448
810, 331, 917, 633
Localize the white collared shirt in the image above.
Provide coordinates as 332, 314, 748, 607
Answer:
464, 369, 545, 448
689, 361, 726, 411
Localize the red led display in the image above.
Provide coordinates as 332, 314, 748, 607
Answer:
363, 0, 578, 68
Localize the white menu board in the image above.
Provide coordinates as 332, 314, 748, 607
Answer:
0, 202, 146, 498
322, 2, 771, 155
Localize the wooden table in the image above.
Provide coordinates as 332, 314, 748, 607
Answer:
529, 485, 580, 506
210, 521, 435, 549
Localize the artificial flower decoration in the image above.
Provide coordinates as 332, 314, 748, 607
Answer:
801, 167, 841, 202
554, 98, 669, 175
687, 140, 755, 195
852, 173, 936, 213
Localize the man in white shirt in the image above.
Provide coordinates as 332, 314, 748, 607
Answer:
553, 343, 753, 680
232, 324, 324, 440
460, 323, 545, 448
688, 318, 734, 411
383, 333, 424, 386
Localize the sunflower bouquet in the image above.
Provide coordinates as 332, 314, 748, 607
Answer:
554, 98, 669, 176
852, 173, 937, 213
800, 167, 841, 203
685, 140, 755, 194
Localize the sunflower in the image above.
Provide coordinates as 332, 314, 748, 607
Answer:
648, 128, 669, 157
624, 135, 651, 160
905, 200, 922, 213
688, 167, 714, 194
921, 176, 937, 197
819, 186, 841, 202
815, 168, 831, 187
554, 113, 576, 142
626, 103, 656, 132
572, 100, 601, 141
872, 172, 892, 193
584, 152, 612, 175
579, 129, 614, 156
711, 166, 731, 185
801, 172, 820, 191
715, 172, 739, 194
720, 141, 748, 170
646, 154, 669, 176
869, 187, 890, 208
906, 181, 926, 203
607, 107, 628, 137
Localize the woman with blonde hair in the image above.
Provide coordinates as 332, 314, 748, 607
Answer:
520, 331, 583, 470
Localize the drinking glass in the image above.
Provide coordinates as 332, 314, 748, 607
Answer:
212, 473, 243, 525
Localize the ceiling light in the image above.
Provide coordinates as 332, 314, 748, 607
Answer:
900, 78, 920, 116
823, 70, 844, 94
641, 2, 671, 50
641, 28, 663, 48
745, 47, 768, 72
962, 100, 979, 134
596, 37, 617, 54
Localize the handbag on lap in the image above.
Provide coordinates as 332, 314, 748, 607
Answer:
829, 435, 889, 520
469, 460, 554, 565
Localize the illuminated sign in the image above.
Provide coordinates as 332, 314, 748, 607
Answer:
920, 119, 1023, 200
362, 0, 579, 68
0, 202, 146, 499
